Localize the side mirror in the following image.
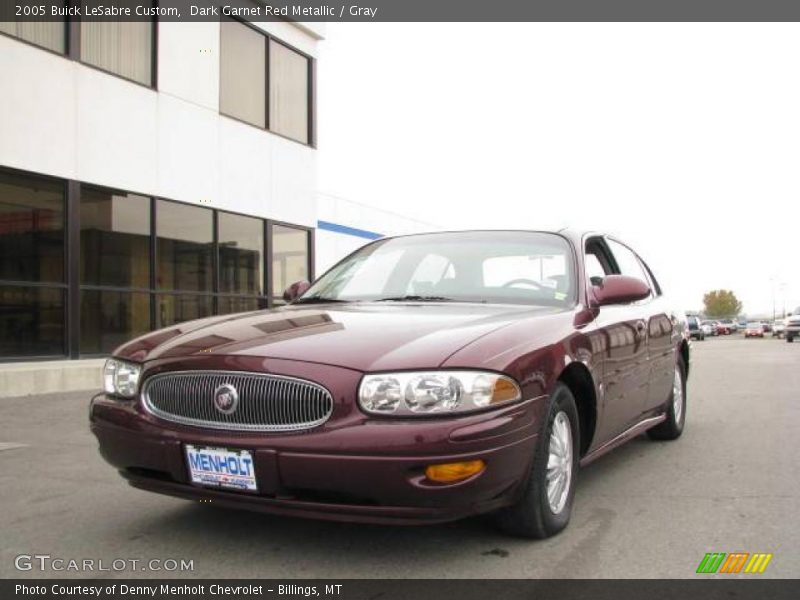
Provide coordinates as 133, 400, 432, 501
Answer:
283, 280, 311, 303
591, 274, 651, 306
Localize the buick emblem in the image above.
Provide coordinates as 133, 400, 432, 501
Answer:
213, 384, 239, 415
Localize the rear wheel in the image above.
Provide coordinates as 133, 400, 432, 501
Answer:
787, 333, 794, 343
647, 356, 687, 441
494, 383, 580, 538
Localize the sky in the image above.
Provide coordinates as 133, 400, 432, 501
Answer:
316, 23, 799, 316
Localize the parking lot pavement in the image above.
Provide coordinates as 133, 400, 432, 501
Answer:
1, 336, 798, 579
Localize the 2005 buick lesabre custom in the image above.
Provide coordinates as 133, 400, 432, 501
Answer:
91, 230, 689, 538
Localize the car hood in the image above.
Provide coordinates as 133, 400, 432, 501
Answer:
115, 302, 563, 372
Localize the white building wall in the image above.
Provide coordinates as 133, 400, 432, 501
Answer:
315, 192, 440, 275
0, 21, 319, 227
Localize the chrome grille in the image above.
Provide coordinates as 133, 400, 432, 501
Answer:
141, 371, 333, 432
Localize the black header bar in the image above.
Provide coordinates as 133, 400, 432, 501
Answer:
3, 579, 800, 600
5, 0, 800, 22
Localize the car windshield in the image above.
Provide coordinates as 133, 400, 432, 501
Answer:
300, 231, 576, 307
747, 322, 761, 328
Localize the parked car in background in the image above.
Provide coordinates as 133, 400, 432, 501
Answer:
719, 319, 737, 333
701, 320, 718, 336
761, 321, 772, 333
785, 309, 800, 343
715, 321, 732, 335
744, 322, 765, 338
773, 320, 786, 338
90, 229, 690, 539
686, 315, 705, 341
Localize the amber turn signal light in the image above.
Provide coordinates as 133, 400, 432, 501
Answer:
425, 460, 486, 483
492, 378, 519, 403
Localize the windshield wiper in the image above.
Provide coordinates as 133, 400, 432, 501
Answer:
291, 296, 348, 305
373, 295, 454, 302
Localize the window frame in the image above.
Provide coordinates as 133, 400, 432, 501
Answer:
0, 2, 158, 89
75, 4, 159, 89
268, 220, 314, 303
0, 166, 316, 361
218, 17, 315, 147
604, 236, 656, 302
0, 166, 69, 360
0, 4, 70, 57
78, 183, 152, 290
217, 209, 266, 298
584, 237, 616, 282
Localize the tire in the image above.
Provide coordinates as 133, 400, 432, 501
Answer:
494, 383, 580, 539
647, 355, 687, 441
787, 334, 794, 343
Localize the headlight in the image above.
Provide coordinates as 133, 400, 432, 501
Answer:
103, 358, 142, 398
358, 371, 522, 416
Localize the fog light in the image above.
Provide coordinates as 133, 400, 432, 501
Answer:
425, 460, 485, 483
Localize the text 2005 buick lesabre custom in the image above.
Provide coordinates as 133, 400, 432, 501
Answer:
91, 230, 689, 538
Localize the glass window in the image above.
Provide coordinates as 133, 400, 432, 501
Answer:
0, 17, 65, 53
80, 188, 150, 288
220, 19, 266, 128
156, 200, 213, 292
271, 225, 309, 297
585, 253, 607, 281
483, 254, 569, 295
0, 286, 64, 357
638, 256, 663, 295
0, 170, 64, 283
331, 248, 403, 297
217, 296, 263, 315
218, 212, 263, 295
302, 232, 575, 307
406, 254, 454, 295
80, 13, 153, 86
607, 239, 650, 285
157, 294, 213, 328
80, 290, 151, 354
269, 40, 310, 143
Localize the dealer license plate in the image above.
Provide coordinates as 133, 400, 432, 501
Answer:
185, 445, 257, 492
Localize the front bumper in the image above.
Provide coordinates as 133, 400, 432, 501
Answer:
90, 376, 545, 525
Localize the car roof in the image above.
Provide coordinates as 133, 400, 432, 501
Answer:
375, 228, 601, 243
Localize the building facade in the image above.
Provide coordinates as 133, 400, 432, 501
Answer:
315, 192, 439, 275
0, 18, 322, 361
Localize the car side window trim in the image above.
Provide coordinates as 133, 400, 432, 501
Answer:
604, 237, 655, 301
584, 237, 616, 278
638, 256, 663, 296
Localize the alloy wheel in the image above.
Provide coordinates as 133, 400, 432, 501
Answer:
673, 366, 684, 424
546, 411, 573, 514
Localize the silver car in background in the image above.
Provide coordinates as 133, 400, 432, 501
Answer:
785, 309, 800, 343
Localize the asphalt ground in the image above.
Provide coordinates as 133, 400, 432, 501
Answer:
1, 335, 798, 579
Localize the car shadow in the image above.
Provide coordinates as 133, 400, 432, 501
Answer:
112, 433, 655, 574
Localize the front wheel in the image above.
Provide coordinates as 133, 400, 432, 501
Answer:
647, 356, 687, 441
787, 334, 794, 343
494, 383, 580, 538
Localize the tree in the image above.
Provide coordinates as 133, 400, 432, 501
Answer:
703, 290, 743, 318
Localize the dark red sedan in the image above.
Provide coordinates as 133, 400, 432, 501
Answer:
91, 230, 689, 538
